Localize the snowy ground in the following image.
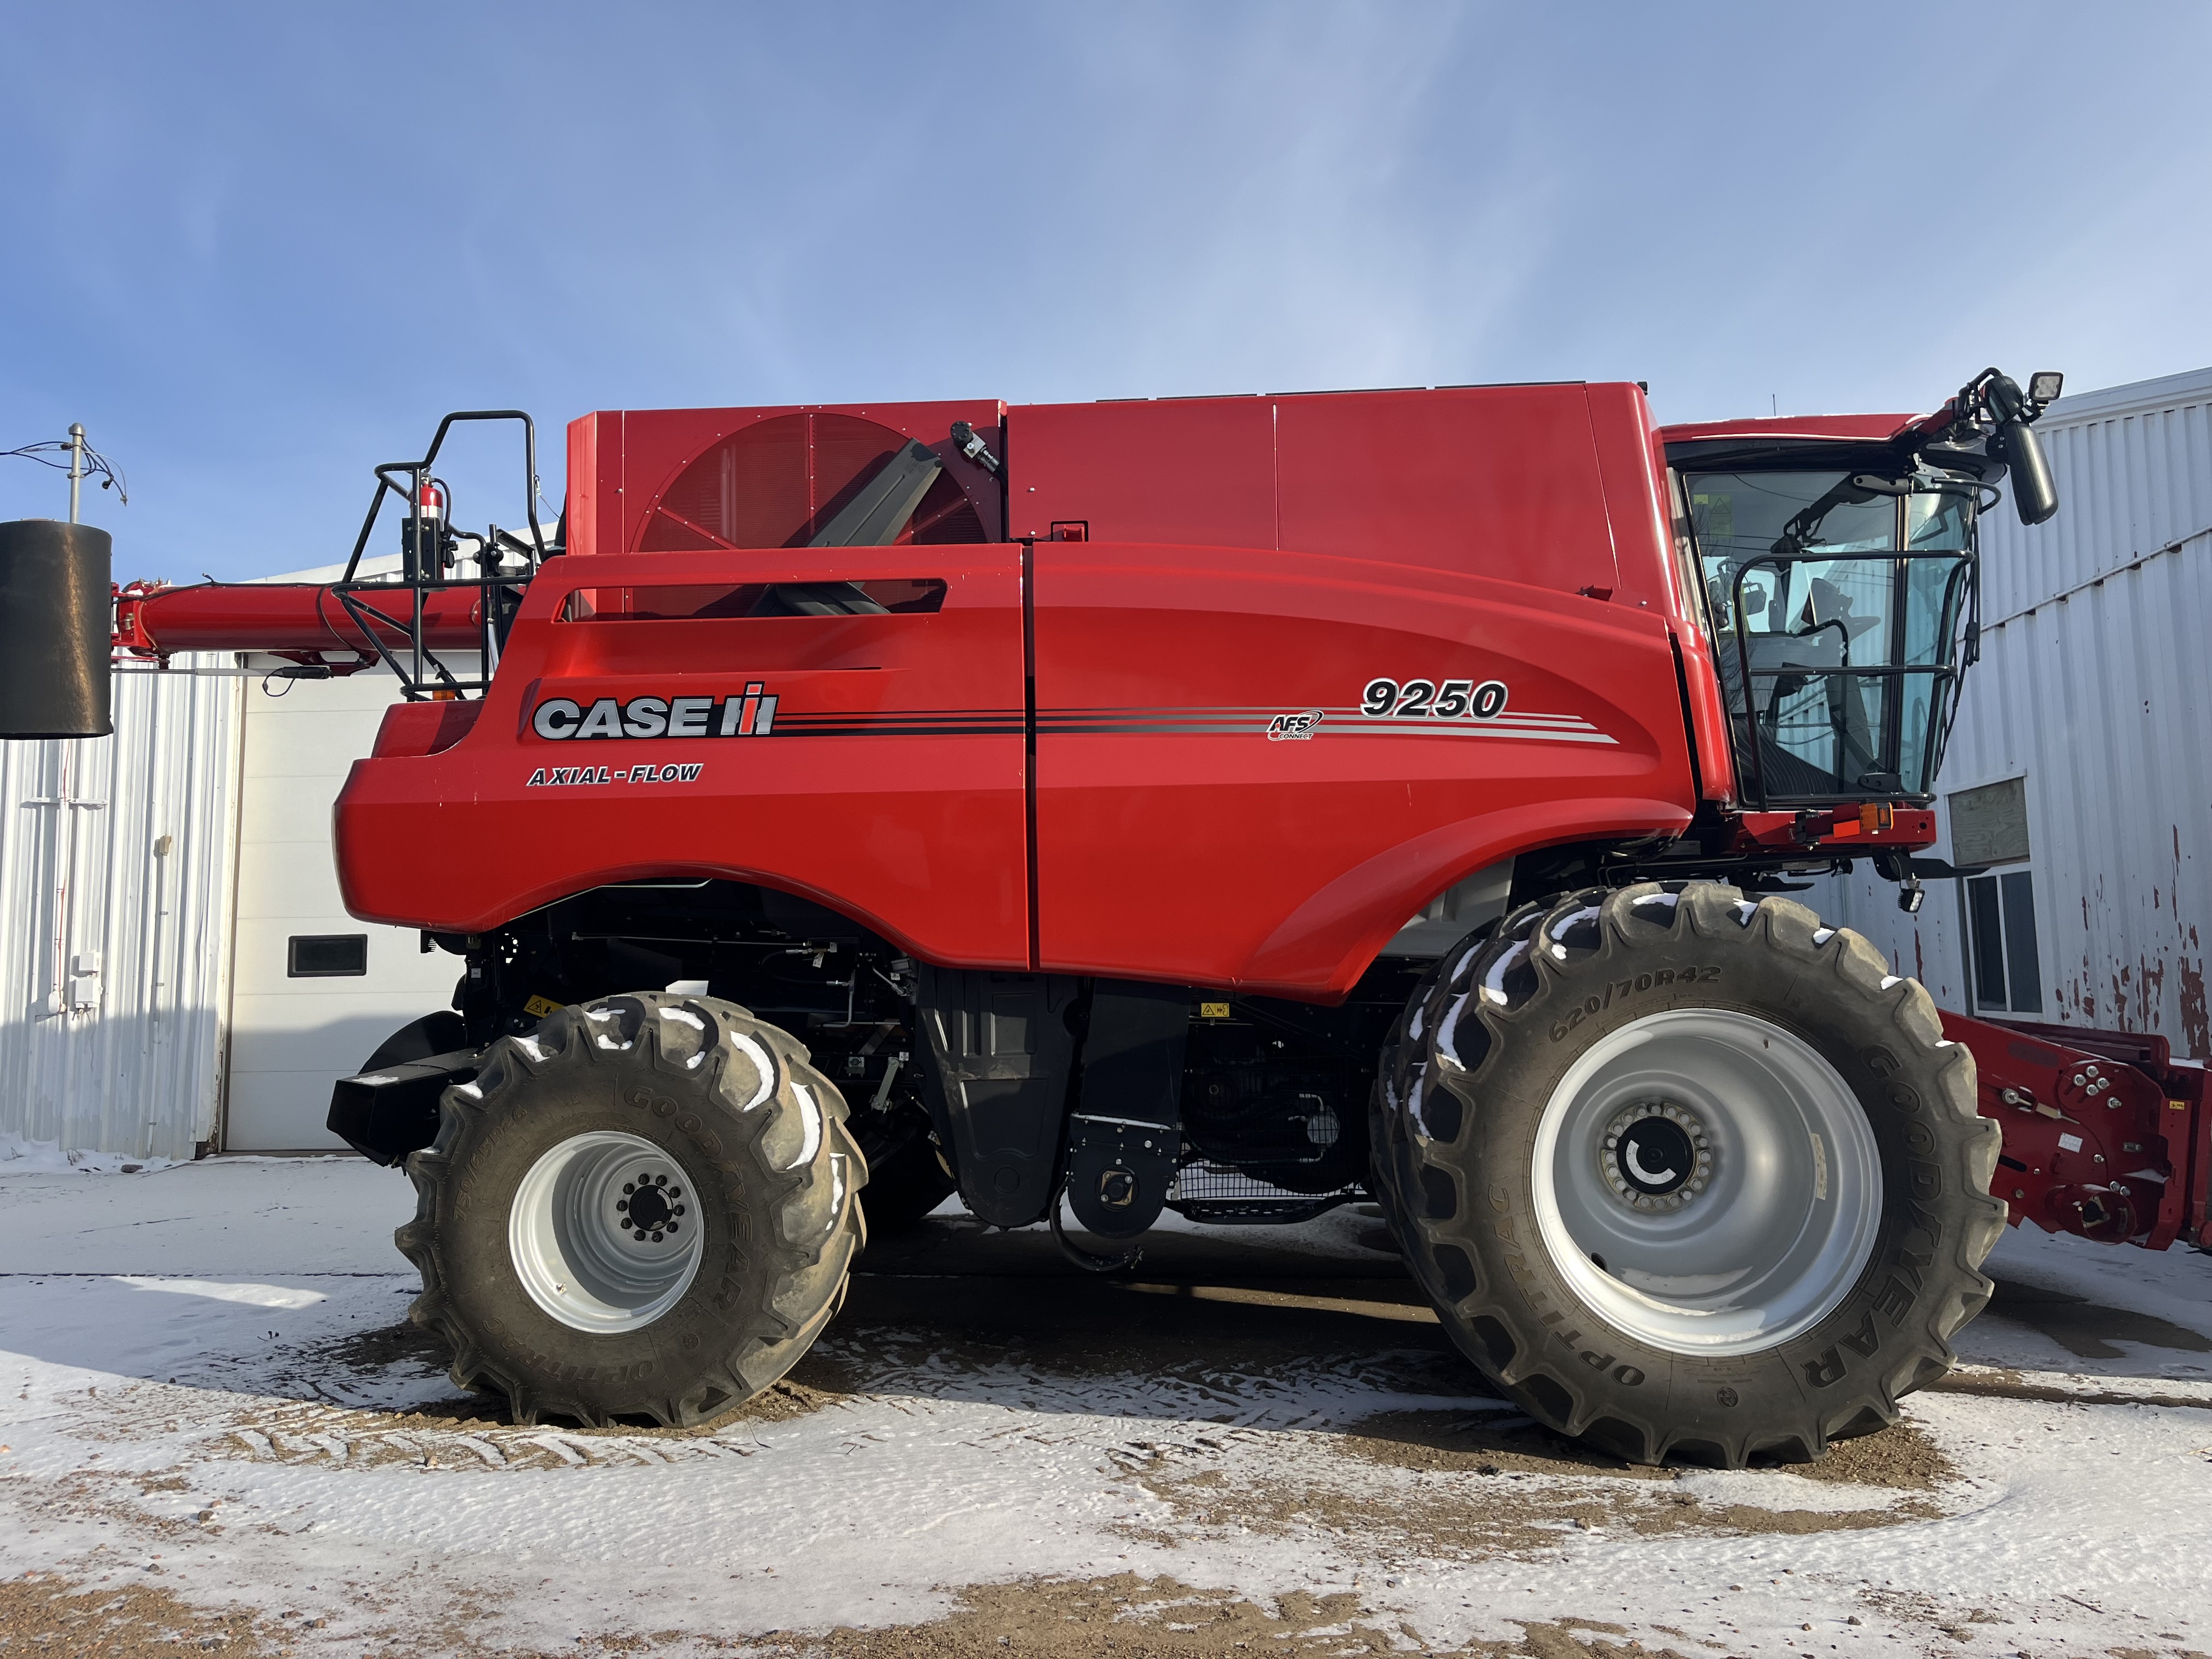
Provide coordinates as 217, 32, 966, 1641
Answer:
1, 1158, 2209, 1658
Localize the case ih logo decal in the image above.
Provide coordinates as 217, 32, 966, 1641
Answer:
532, 684, 777, 741
528, 763, 706, 788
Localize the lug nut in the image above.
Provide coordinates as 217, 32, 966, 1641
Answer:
673, 1204, 686, 1217
623, 1182, 635, 1194
654, 1174, 668, 1186
669, 1187, 681, 1199
634, 1229, 648, 1241
667, 1221, 679, 1233
616, 1199, 628, 1212
652, 1231, 665, 1242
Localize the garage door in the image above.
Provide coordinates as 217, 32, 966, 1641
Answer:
223, 665, 464, 1152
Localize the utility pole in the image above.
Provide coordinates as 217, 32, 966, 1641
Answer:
66, 422, 85, 523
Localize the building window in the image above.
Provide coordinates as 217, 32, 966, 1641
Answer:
288, 934, 368, 977
1961, 872, 2042, 1014
1949, 776, 2030, 867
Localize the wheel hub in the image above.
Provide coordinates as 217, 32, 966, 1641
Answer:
1599, 1101, 1712, 1211
1530, 1008, 1882, 1357
509, 1131, 705, 1333
618, 1172, 685, 1242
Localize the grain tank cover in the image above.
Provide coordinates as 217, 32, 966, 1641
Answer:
0, 518, 113, 738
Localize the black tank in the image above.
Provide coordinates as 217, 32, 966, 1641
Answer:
0, 518, 112, 738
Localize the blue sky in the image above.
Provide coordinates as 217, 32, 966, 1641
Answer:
4, 2, 2208, 582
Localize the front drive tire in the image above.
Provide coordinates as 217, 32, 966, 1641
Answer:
396, 991, 866, 1427
1371, 881, 2005, 1468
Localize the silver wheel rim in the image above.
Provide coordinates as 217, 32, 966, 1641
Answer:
1530, 1008, 1881, 1357
508, 1131, 703, 1334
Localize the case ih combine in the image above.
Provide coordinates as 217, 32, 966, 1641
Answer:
33, 369, 2212, 1469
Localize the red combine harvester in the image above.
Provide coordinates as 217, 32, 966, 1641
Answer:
49, 371, 2209, 1469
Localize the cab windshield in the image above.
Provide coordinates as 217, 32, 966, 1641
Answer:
1683, 469, 1977, 804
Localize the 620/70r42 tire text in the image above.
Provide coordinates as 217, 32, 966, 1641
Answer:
1371, 881, 2004, 1469
396, 991, 866, 1428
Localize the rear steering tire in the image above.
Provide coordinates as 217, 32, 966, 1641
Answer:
396, 991, 866, 1427
1370, 881, 2005, 1468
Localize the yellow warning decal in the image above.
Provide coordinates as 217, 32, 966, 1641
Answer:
522, 994, 565, 1018
1199, 1001, 1232, 1020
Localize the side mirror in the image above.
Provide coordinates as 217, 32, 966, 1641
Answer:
1994, 421, 2059, 526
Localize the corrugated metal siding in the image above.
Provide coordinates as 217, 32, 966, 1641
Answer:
1808, 367, 2212, 1057
0, 660, 244, 1160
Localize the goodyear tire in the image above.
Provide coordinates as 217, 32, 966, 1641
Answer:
1370, 881, 2004, 1468
396, 991, 866, 1427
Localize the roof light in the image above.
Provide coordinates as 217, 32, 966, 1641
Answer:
2029, 371, 2064, 404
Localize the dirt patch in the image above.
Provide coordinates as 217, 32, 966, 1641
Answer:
1121, 1425, 1933, 1563
1337, 1408, 1674, 1480
0, 1570, 274, 1657
1787, 1420, 1956, 1490
762, 1572, 1703, 1659
1136, 1410, 1956, 1558
1691, 1502, 1933, 1535
1341, 1408, 1953, 1492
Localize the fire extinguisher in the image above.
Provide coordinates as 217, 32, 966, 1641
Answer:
400, 478, 452, 580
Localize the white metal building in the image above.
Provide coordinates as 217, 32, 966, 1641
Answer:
0, 658, 242, 1164
1, 562, 459, 1163
7, 368, 2208, 1163
1807, 365, 2212, 1057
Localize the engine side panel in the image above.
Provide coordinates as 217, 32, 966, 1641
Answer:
1030, 542, 1697, 997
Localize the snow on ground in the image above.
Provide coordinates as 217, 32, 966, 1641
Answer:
2, 1157, 2210, 1657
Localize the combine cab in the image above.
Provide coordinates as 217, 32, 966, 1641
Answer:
35, 366, 2203, 1468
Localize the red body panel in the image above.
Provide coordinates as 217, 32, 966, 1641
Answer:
1011, 385, 1627, 598
1030, 541, 1695, 995
337, 546, 1032, 968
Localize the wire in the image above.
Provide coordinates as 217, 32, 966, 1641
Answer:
3, 435, 129, 504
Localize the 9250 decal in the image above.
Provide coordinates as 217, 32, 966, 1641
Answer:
533, 682, 776, 741
1361, 677, 1509, 720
